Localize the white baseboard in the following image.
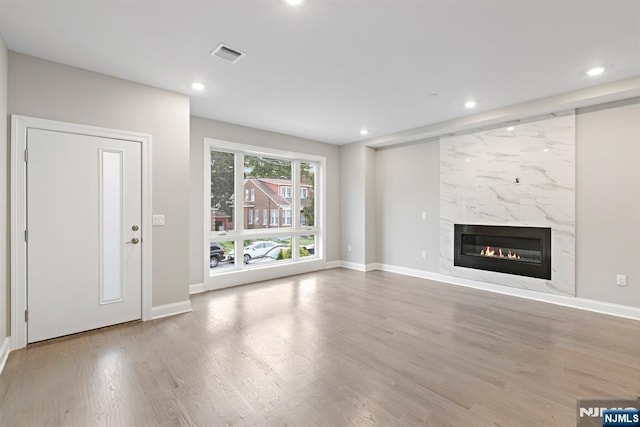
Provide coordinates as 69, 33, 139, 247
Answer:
340, 261, 366, 271
339, 261, 380, 272
151, 300, 193, 320
376, 263, 640, 321
325, 260, 341, 269
189, 283, 205, 295
0, 336, 11, 375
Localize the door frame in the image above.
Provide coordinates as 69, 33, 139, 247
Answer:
10, 115, 153, 350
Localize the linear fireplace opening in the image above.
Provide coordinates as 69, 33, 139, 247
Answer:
454, 224, 551, 279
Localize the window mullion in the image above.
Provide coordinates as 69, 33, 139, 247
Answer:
235, 152, 245, 232
291, 160, 301, 261
235, 152, 245, 270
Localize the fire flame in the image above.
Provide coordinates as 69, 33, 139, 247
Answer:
480, 246, 521, 259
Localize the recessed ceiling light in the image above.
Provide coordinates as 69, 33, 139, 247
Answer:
507, 126, 515, 131
465, 100, 477, 109
191, 82, 205, 91
285, 0, 304, 5
587, 67, 605, 77
360, 129, 369, 136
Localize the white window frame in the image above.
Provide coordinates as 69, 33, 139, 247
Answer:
280, 186, 292, 199
270, 209, 279, 226
254, 208, 260, 225
204, 138, 325, 291
301, 187, 308, 199
247, 208, 253, 225
250, 188, 255, 202
283, 208, 292, 226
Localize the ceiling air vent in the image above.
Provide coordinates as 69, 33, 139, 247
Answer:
210, 43, 246, 63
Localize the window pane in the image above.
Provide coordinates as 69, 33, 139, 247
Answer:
300, 162, 316, 226
244, 156, 292, 230
210, 240, 235, 274
299, 235, 316, 258
211, 151, 234, 231
243, 237, 292, 266
101, 151, 122, 303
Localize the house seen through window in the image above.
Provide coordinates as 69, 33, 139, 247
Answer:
208, 144, 322, 275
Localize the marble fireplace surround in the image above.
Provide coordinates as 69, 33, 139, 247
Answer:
439, 113, 576, 296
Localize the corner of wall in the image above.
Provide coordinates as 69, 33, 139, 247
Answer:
1, 35, 10, 343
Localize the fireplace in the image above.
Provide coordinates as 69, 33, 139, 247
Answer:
454, 224, 551, 279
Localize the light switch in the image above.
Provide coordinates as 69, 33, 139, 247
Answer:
152, 214, 165, 226
421, 212, 427, 220
616, 275, 627, 286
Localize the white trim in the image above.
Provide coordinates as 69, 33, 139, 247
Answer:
204, 137, 327, 289
204, 138, 326, 164
11, 115, 153, 349
374, 263, 640, 321
204, 258, 329, 291
0, 337, 11, 375
325, 260, 341, 269
150, 300, 193, 320
340, 261, 367, 271
339, 261, 380, 272
189, 283, 205, 295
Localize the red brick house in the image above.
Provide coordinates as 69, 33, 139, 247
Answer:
243, 178, 312, 229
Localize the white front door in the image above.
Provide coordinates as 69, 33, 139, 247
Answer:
26, 128, 142, 343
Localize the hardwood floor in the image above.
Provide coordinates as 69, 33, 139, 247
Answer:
1, 268, 639, 426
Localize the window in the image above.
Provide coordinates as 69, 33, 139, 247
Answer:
243, 236, 292, 267
280, 186, 292, 198
210, 240, 235, 272
300, 162, 316, 226
207, 140, 324, 278
210, 151, 235, 231
283, 208, 292, 226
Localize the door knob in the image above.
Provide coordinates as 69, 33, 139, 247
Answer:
126, 237, 140, 244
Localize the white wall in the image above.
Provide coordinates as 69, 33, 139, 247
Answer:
375, 140, 440, 271
576, 99, 640, 307
189, 116, 341, 286
8, 52, 191, 308
0, 36, 8, 341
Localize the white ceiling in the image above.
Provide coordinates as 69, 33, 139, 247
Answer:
1, 0, 639, 145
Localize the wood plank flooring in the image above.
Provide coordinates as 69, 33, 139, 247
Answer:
1, 268, 639, 426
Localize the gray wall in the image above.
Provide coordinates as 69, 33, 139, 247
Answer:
373, 99, 640, 308
375, 140, 440, 271
8, 52, 191, 308
576, 100, 640, 307
339, 143, 366, 265
339, 143, 379, 267
364, 146, 377, 265
0, 36, 8, 341
189, 116, 341, 285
